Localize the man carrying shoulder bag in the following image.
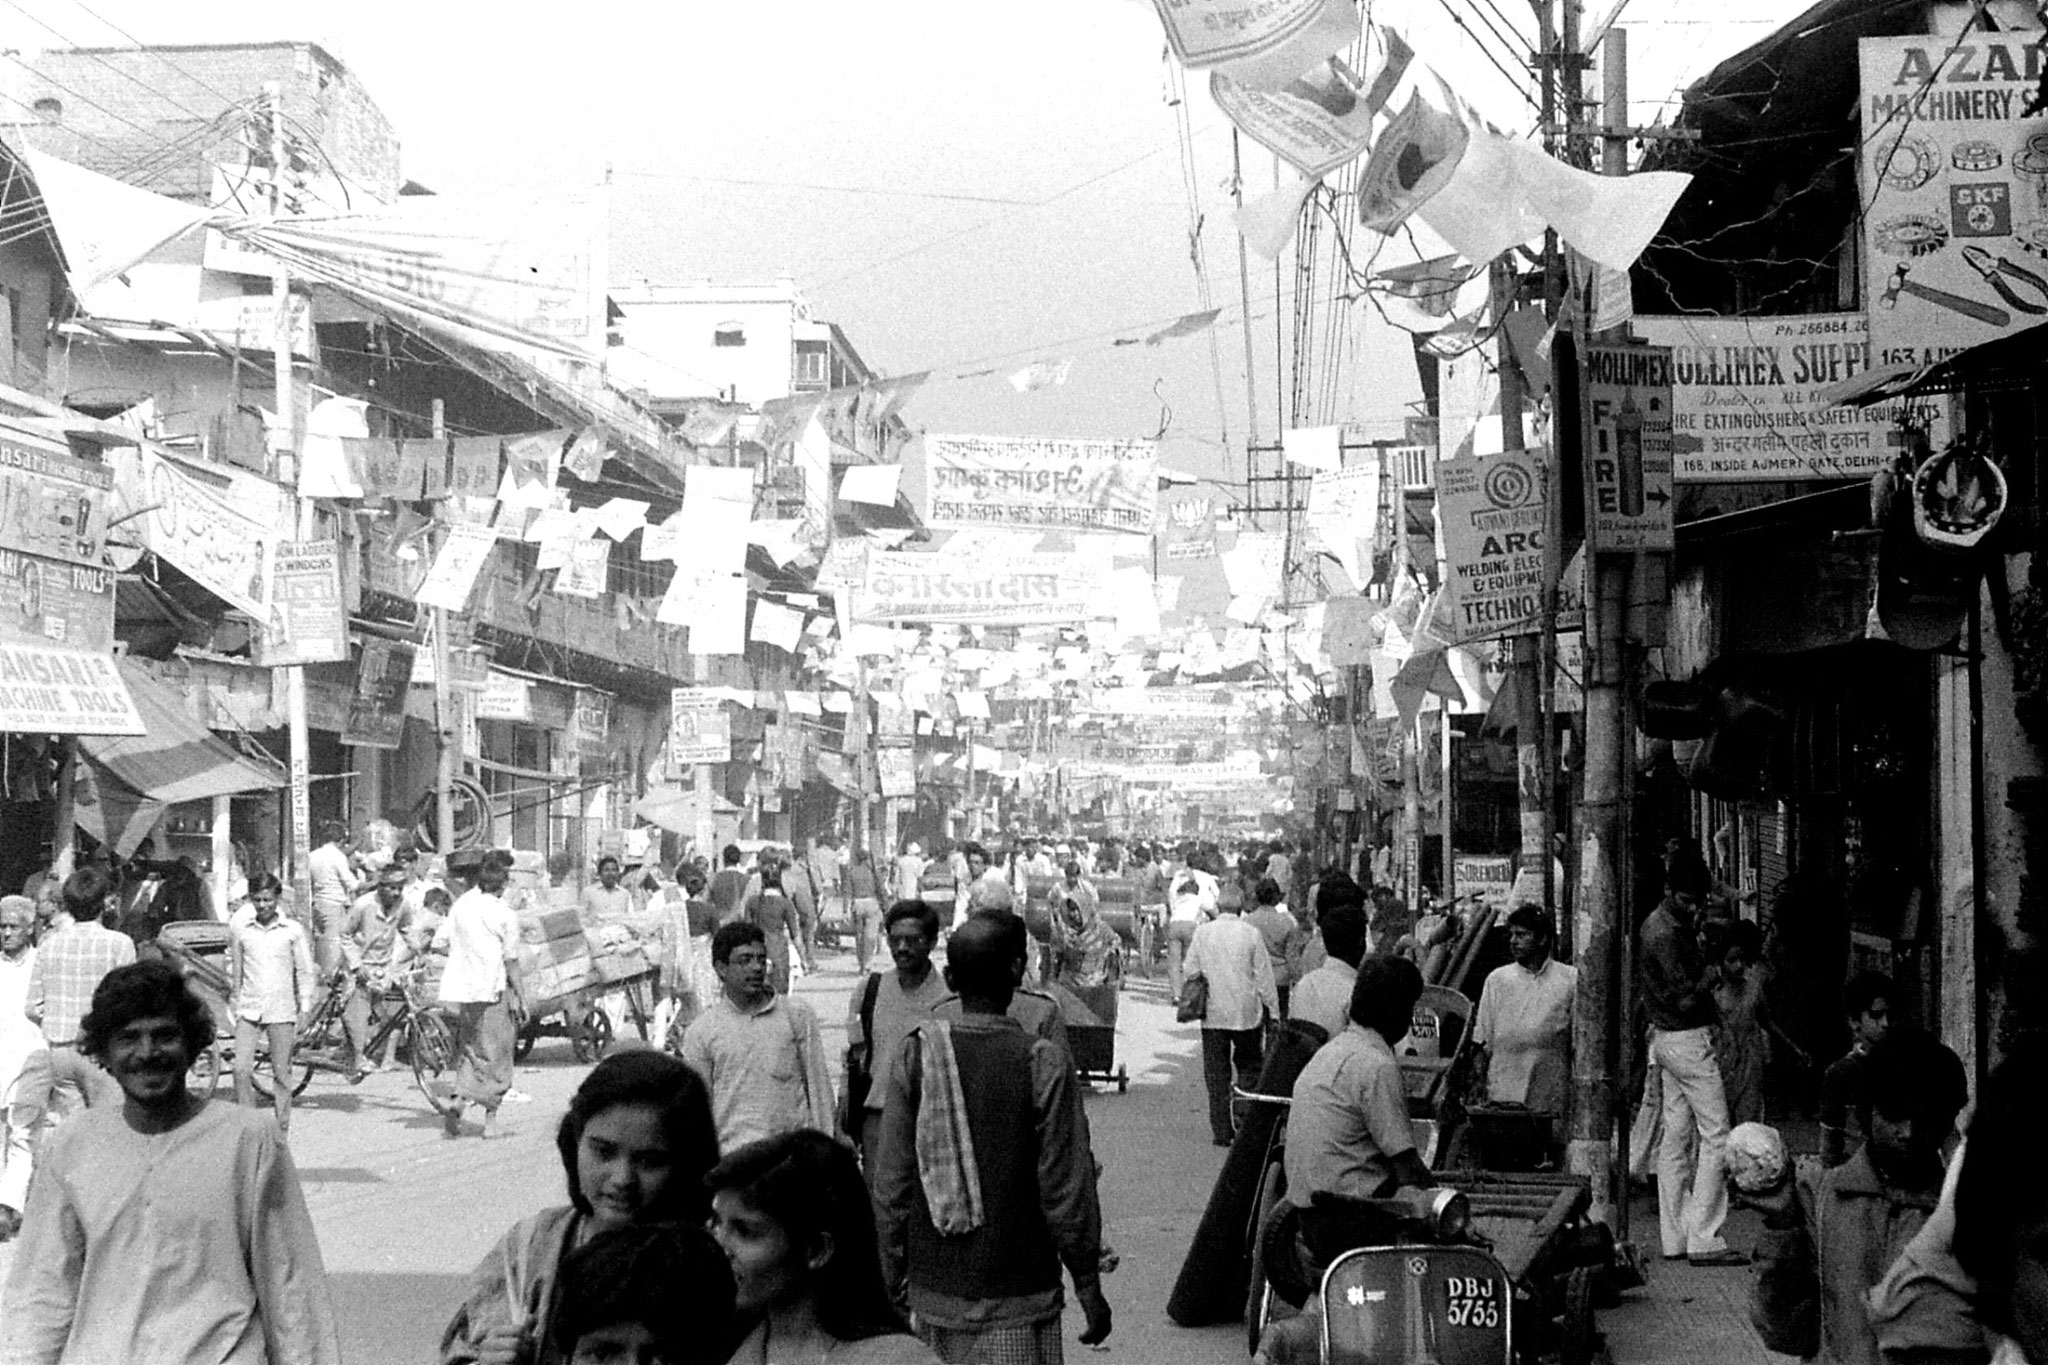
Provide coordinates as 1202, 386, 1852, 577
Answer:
843, 900, 948, 1176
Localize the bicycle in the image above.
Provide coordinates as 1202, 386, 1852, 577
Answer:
240, 961, 455, 1106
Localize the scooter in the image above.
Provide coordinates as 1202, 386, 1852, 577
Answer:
1254, 1185, 1610, 1365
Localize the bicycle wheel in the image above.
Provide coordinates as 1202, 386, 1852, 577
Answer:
188, 1040, 223, 1099
407, 1011, 457, 1105
250, 1012, 325, 1099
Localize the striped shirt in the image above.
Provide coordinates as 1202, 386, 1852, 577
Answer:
26, 921, 136, 1046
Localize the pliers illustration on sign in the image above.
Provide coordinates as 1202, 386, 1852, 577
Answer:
1958, 245, 2048, 315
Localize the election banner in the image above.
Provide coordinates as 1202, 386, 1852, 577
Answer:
1436, 450, 1547, 643
0, 639, 144, 735
341, 637, 415, 750
573, 689, 611, 756
1306, 462, 1383, 587
109, 444, 285, 617
255, 540, 347, 666
668, 687, 733, 766
415, 522, 499, 613
853, 550, 1109, 626
1158, 489, 1219, 562
924, 434, 1157, 535
1860, 34, 2048, 367
1638, 314, 1945, 482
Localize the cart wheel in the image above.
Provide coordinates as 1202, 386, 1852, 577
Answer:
514, 1023, 537, 1062
188, 1040, 222, 1099
407, 1012, 457, 1106
1246, 1160, 1288, 1356
1560, 1265, 1599, 1365
573, 1008, 614, 1063
1116, 1065, 1129, 1094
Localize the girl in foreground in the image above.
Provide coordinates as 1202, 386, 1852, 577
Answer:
443, 1050, 724, 1365
707, 1130, 939, 1364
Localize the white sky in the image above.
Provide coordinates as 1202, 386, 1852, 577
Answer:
5, 0, 1802, 487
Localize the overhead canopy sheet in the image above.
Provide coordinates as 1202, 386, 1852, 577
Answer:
80, 660, 286, 808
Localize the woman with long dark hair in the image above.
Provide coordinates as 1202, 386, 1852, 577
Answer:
442, 1050, 721, 1364
707, 1130, 937, 1364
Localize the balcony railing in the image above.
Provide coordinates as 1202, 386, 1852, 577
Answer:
361, 538, 687, 680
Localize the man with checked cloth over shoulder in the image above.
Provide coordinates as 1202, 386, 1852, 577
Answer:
871, 915, 1111, 1365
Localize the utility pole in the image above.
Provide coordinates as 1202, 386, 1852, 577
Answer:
1565, 15, 1635, 1227
854, 655, 875, 861
266, 81, 316, 917
431, 398, 457, 858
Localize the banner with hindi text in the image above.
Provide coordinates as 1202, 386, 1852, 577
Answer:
923, 434, 1157, 535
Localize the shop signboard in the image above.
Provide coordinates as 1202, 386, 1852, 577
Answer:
0, 420, 111, 571
854, 550, 1107, 626
476, 671, 532, 721
1580, 344, 1675, 553
1452, 853, 1516, 909
668, 687, 732, 766
255, 539, 347, 666
1637, 314, 1943, 482
0, 639, 144, 735
923, 433, 1157, 535
0, 549, 115, 650
1859, 34, 2048, 368
1435, 449, 1548, 643
341, 637, 415, 750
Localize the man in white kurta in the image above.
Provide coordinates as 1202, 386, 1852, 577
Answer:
0, 959, 339, 1365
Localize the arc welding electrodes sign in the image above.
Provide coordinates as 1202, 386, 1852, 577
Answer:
1860, 34, 2048, 367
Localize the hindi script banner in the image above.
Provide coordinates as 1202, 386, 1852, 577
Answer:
854, 551, 1108, 626
924, 434, 1157, 535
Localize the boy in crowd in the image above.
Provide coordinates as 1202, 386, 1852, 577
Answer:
1750, 1029, 1968, 1365
1820, 971, 1894, 1168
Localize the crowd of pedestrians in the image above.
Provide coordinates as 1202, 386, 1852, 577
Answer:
3, 826, 2045, 1365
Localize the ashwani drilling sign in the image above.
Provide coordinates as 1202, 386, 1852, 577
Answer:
923, 434, 1157, 535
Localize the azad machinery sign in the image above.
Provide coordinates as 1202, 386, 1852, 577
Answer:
1860, 34, 2048, 367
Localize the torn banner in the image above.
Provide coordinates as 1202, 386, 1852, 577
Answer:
1151, 0, 1361, 91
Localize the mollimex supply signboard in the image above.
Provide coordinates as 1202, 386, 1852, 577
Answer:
1860, 34, 2048, 366
923, 434, 1157, 535
1637, 315, 1944, 482
1581, 343, 1675, 553
1436, 449, 1547, 643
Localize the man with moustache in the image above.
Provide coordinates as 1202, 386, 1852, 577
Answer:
0, 960, 340, 1364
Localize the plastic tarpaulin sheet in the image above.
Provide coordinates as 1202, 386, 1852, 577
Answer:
79, 660, 285, 809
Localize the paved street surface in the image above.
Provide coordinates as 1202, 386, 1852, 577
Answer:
0, 941, 1779, 1364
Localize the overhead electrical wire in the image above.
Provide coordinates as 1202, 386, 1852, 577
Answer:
0, 0, 219, 125
57, 0, 248, 107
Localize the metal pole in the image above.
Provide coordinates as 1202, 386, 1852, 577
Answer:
855, 656, 874, 860
431, 399, 457, 857
1499, 258, 1553, 917
266, 81, 316, 919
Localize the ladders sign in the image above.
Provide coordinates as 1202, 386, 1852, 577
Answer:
1582, 343, 1676, 553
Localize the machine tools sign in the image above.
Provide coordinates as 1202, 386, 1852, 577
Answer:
1581, 344, 1675, 553
1860, 35, 2048, 367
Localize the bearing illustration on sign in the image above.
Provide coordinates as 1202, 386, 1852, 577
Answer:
1582, 344, 1675, 553
1436, 449, 1548, 643
1860, 34, 2048, 368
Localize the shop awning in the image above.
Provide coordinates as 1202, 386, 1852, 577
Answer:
79, 660, 286, 805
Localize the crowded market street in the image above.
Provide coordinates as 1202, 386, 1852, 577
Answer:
0, 936, 1776, 1365
2, 0, 2041, 1362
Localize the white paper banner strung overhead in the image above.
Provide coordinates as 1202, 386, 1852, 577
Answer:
415, 523, 499, 612
839, 463, 902, 507
923, 434, 1158, 536
1150, 0, 1361, 91
1282, 426, 1342, 471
